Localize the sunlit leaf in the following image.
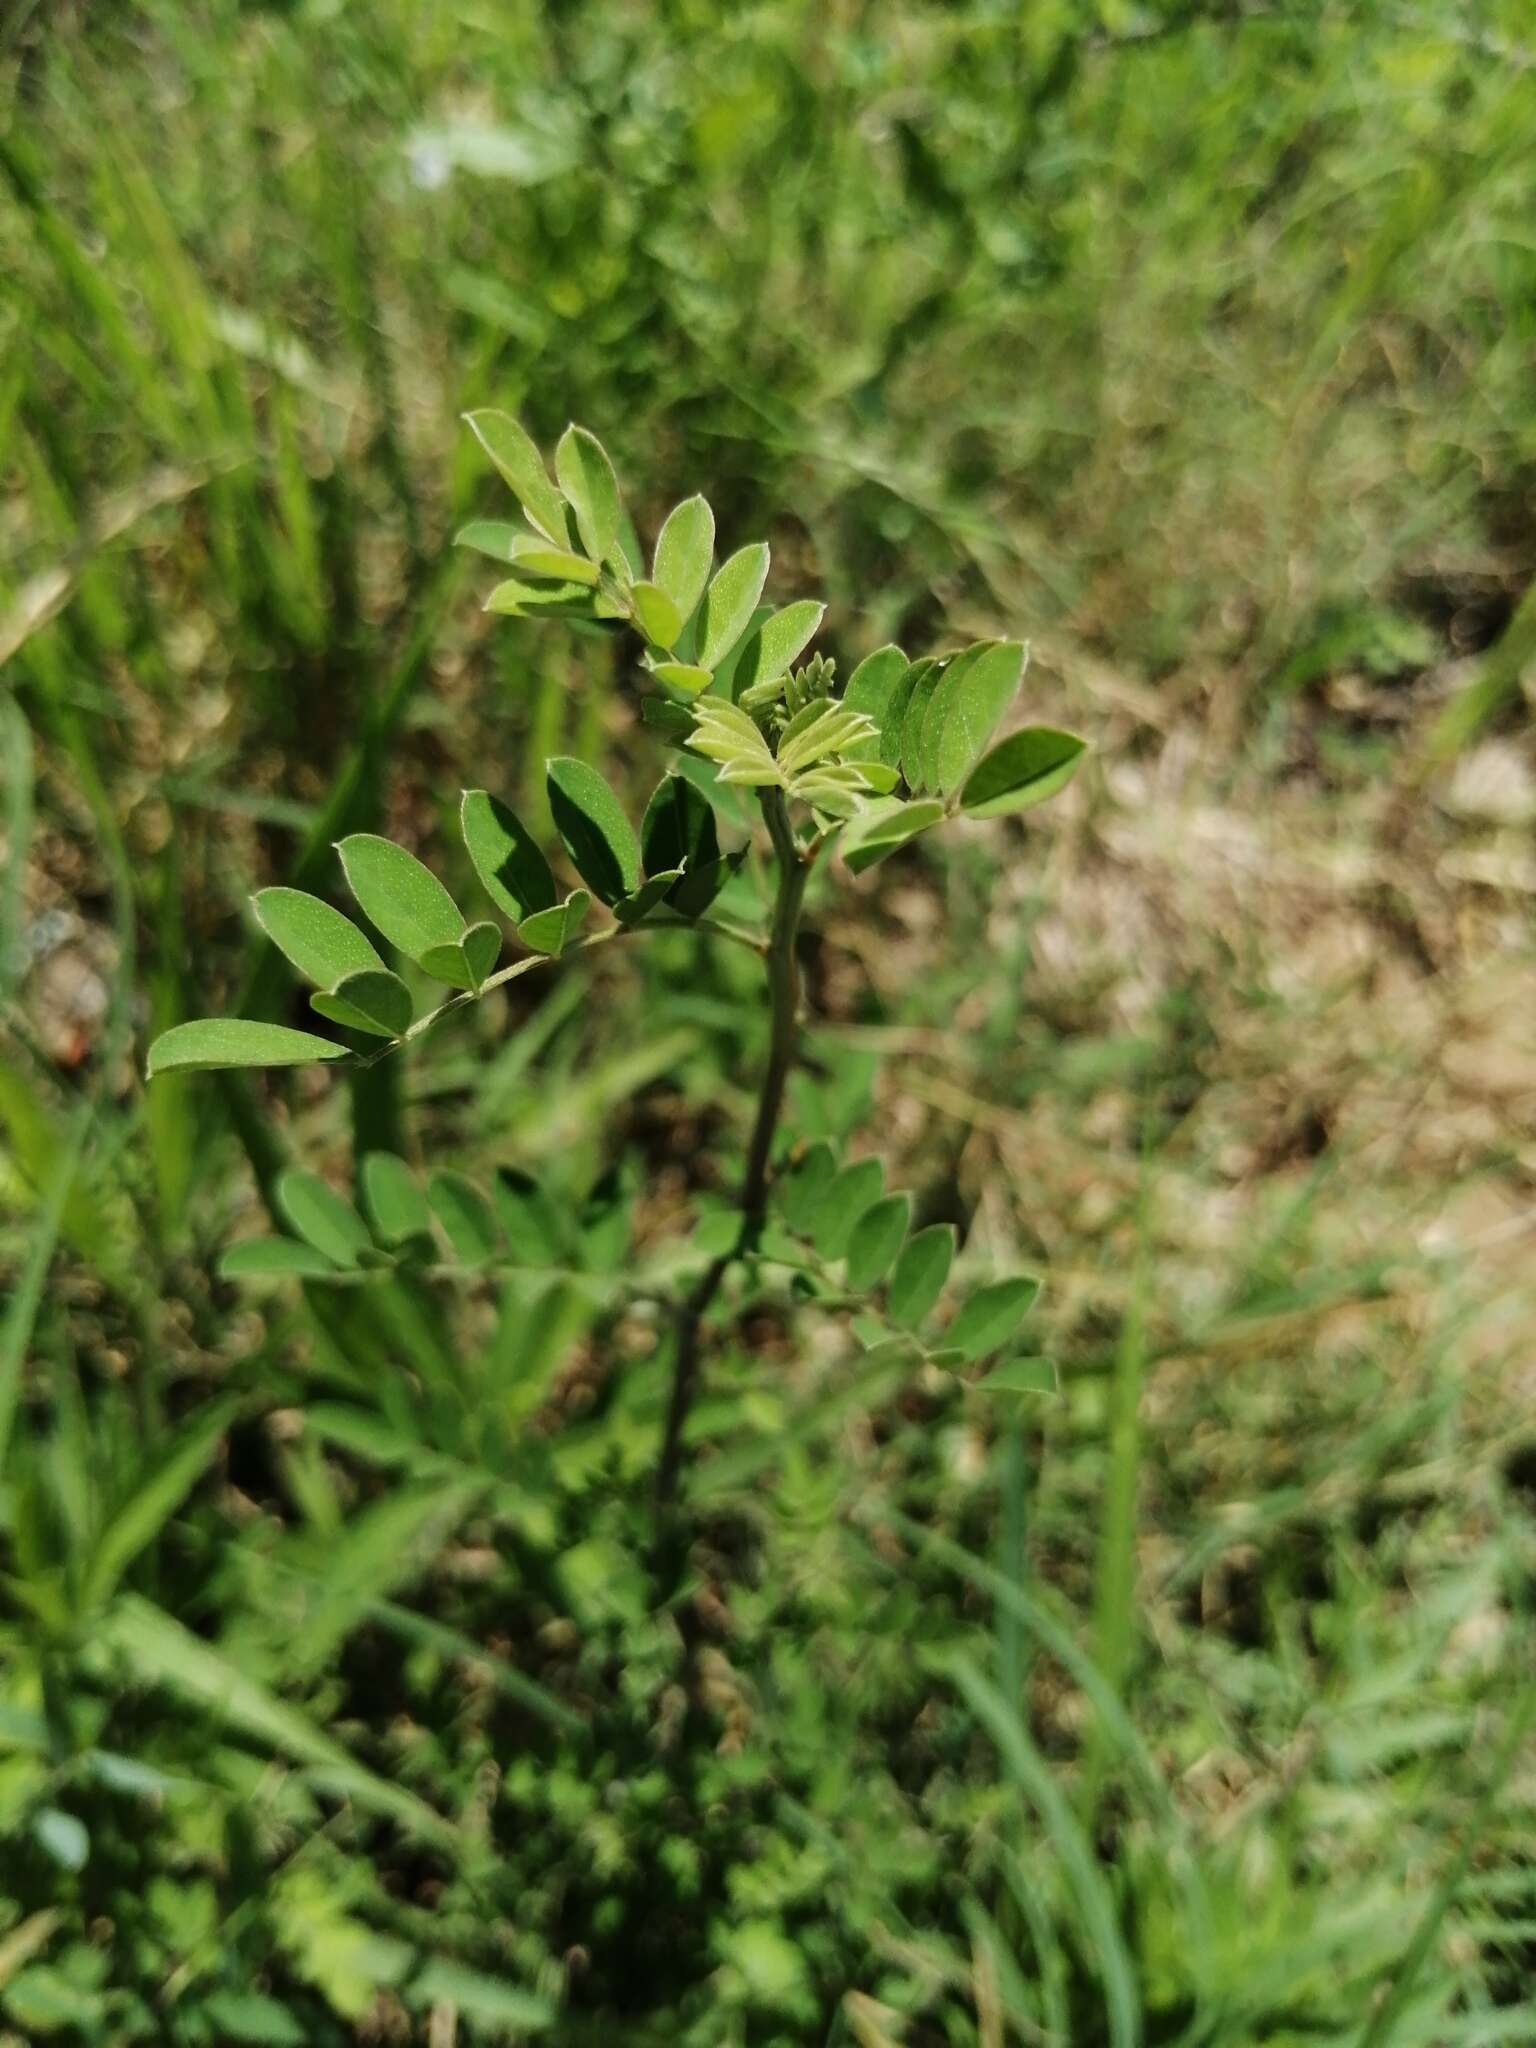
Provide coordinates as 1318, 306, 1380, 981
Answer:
337, 834, 465, 961
696, 542, 770, 670
462, 409, 566, 542
841, 798, 945, 874
630, 579, 684, 649
731, 600, 825, 698
652, 494, 714, 622
518, 888, 591, 955
253, 887, 384, 989
147, 1020, 346, 1076
923, 639, 1027, 795
555, 423, 622, 565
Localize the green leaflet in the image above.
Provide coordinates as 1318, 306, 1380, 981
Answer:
518, 889, 590, 956
253, 887, 384, 989
452, 518, 524, 562
310, 966, 413, 1038
976, 1357, 1058, 1398
554, 423, 622, 565
650, 661, 713, 696
731, 601, 825, 698
900, 659, 946, 790
613, 868, 683, 927
960, 728, 1087, 818
146, 1020, 346, 1076
920, 639, 1027, 795
337, 834, 465, 962
841, 798, 945, 874
462, 409, 567, 543
696, 542, 770, 671
808, 1157, 884, 1260
945, 1276, 1042, 1360
219, 1237, 336, 1279
428, 1170, 500, 1265
641, 773, 719, 881
460, 789, 558, 924
277, 1169, 373, 1269
630, 579, 684, 650
506, 538, 600, 585
780, 1140, 836, 1233
361, 1152, 433, 1244
888, 1223, 955, 1329
652, 494, 715, 622
483, 572, 598, 616
546, 757, 642, 904
492, 1167, 567, 1266
844, 1192, 911, 1290
418, 920, 501, 990
842, 645, 910, 758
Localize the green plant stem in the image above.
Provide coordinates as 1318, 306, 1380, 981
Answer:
654, 789, 810, 1517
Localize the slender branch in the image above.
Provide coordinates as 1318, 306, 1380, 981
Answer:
654, 790, 810, 1517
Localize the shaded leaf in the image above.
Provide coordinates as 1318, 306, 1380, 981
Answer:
361, 1153, 433, 1245
976, 1356, 1058, 1398
492, 1167, 567, 1265
945, 1276, 1041, 1360
253, 888, 384, 989
669, 847, 746, 919
337, 834, 464, 961
310, 967, 412, 1038
842, 645, 910, 758
518, 889, 590, 956
462, 409, 565, 542
484, 572, 596, 615
219, 1237, 336, 1279
960, 728, 1087, 818
277, 1169, 373, 1269
652, 494, 715, 621
809, 1157, 884, 1259
428, 1171, 500, 1265
780, 1140, 836, 1233
888, 1223, 955, 1328
147, 1020, 346, 1076
696, 542, 770, 670
641, 773, 719, 881
461, 789, 557, 923
613, 868, 683, 926
85, 1396, 238, 1611
844, 1192, 911, 1291
546, 757, 642, 904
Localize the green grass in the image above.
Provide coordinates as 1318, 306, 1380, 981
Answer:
4, 0, 1536, 2041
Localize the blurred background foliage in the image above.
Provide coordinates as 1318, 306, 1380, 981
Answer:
4, 0, 1536, 2042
